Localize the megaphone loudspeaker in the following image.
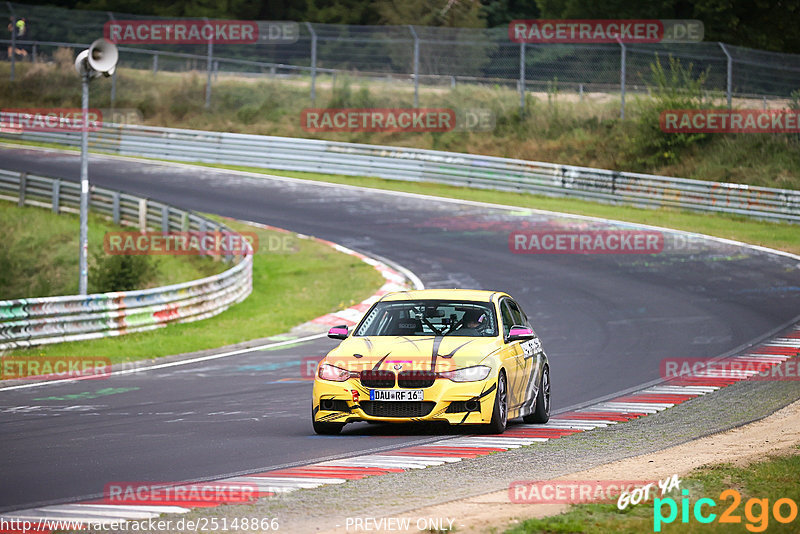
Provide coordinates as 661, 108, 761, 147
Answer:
74, 49, 90, 76
87, 38, 119, 75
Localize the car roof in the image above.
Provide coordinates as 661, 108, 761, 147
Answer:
380, 289, 507, 303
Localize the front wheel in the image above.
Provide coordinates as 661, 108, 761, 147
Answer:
313, 409, 345, 435
482, 371, 508, 434
523, 365, 550, 424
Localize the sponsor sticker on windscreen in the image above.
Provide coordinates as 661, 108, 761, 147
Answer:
370, 389, 424, 401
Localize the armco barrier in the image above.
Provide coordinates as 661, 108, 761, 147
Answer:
0, 169, 253, 351
2, 123, 798, 223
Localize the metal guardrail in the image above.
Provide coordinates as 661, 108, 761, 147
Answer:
0, 168, 253, 351
3, 123, 799, 223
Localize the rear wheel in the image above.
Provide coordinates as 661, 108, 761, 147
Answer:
483, 371, 508, 434
312, 408, 345, 435
523, 365, 550, 424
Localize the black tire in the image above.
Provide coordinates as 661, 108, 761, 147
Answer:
483, 371, 508, 434
312, 409, 345, 435
523, 365, 550, 424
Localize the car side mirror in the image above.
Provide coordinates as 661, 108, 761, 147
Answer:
328, 325, 349, 340
506, 325, 534, 342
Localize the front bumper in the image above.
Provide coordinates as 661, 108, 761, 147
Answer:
312, 376, 498, 426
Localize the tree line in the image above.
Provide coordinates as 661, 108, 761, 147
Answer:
13, 0, 800, 53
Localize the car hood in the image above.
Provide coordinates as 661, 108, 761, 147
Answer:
324, 335, 503, 372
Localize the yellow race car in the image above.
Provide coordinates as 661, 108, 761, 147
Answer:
312, 289, 550, 434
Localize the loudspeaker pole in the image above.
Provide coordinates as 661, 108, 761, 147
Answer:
79, 71, 90, 295
74, 38, 118, 295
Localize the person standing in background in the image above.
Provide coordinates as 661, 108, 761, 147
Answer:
7, 17, 28, 59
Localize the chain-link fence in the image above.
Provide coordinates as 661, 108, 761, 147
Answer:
2, 2, 799, 116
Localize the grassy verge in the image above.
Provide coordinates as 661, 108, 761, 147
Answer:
4, 217, 384, 364
1, 58, 798, 189
0, 199, 224, 299
506, 446, 800, 533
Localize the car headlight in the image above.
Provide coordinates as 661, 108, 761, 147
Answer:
318, 363, 353, 382
439, 365, 492, 382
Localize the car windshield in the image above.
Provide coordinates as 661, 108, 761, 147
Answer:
354, 300, 498, 337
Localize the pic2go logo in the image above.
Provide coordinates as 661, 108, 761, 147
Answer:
654, 489, 798, 532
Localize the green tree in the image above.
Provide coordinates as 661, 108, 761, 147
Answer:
535, 0, 800, 53
373, 0, 486, 27
305, 0, 381, 24
480, 0, 540, 28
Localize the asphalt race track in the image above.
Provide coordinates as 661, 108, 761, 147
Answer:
1, 147, 798, 511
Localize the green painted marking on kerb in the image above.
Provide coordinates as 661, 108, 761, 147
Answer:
34, 387, 140, 401
266, 334, 296, 341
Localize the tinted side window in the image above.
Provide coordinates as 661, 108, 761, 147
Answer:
507, 300, 527, 328
500, 300, 515, 337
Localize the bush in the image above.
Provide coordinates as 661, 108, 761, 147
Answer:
327, 75, 374, 108
91, 254, 157, 293
628, 55, 714, 168
236, 103, 260, 124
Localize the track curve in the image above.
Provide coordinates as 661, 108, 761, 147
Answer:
1, 146, 798, 511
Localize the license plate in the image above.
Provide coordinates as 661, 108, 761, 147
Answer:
369, 389, 424, 401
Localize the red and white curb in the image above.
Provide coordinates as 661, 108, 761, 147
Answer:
3, 326, 797, 532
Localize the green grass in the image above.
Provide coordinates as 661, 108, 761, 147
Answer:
5, 217, 384, 363
0, 199, 224, 299
505, 448, 800, 533
0, 57, 798, 190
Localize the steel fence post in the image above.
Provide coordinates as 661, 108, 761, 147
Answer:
52, 179, 60, 213
161, 205, 169, 233
306, 22, 317, 105
111, 70, 117, 108
408, 25, 419, 108
138, 198, 147, 233
112, 191, 120, 224
519, 42, 526, 116
618, 39, 626, 119
718, 42, 732, 109
18, 171, 26, 207
107, 12, 117, 108
7, 2, 15, 82
205, 18, 213, 109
